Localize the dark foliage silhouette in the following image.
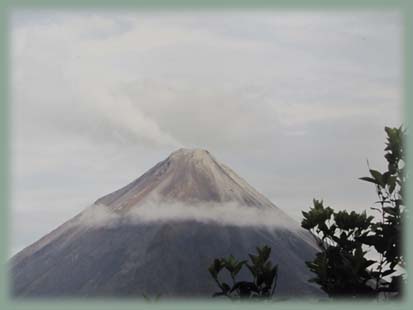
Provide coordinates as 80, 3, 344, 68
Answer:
208, 245, 278, 299
301, 126, 406, 299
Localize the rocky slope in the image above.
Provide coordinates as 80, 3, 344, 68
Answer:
11, 148, 323, 298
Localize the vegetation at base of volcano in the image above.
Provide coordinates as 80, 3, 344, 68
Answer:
208, 245, 278, 299
301, 126, 406, 299
208, 126, 407, 300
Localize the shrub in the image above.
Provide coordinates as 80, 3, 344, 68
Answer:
208, 245, 278, 299
301, 126, 406, 298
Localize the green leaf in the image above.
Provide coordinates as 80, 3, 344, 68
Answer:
233, 261, 246, 277
208, 258, 224, 278
359, 177, 379, 185
369, 169, 385, 186
382, 269, 396, 277
257, 245, 271, 262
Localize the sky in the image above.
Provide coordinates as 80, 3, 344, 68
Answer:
10, 10, 402, 256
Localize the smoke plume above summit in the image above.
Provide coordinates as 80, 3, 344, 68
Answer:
11, 10, 402, 256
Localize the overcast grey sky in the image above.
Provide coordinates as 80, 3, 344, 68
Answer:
10, 10, 402, 255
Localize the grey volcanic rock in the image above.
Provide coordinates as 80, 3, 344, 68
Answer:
95, 148, 283, 212
11, 148, 323, 298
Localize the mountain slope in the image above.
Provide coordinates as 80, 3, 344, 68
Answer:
11, 148, 323, 298
96, 148, 283, 211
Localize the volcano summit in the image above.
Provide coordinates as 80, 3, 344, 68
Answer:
11, 148, 323, 298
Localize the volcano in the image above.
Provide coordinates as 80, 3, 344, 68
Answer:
11, 148, 323, 298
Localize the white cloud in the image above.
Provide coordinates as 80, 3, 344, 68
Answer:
75, 201, 300, 231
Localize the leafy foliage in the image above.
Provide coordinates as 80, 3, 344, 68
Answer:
359, 126, 406, 296
301, 126, 406, 298
208, 245, 278, 299
302, 200, 376, 297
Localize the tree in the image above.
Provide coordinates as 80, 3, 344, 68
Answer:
301, 126, 406, 298
358, 126, 406, 296
208, 245, 278, 299
302, 200, 377, 297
